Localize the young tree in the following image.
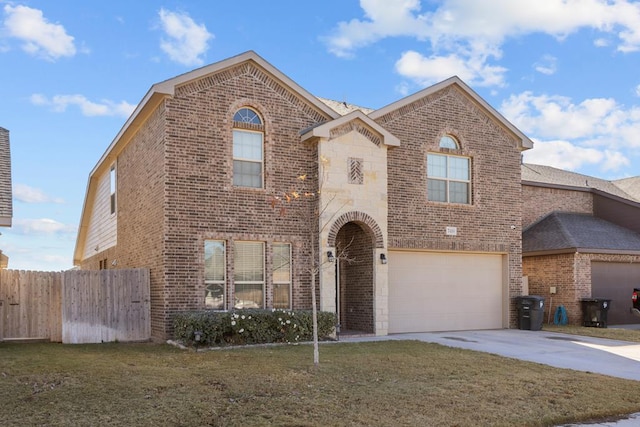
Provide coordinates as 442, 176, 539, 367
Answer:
271, 156, 352, 366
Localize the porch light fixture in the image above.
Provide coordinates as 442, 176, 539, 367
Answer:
380, 253, 387, 264
327, 251, 335, 263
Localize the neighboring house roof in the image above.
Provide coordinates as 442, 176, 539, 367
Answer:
0, 127, 12, 227
317, 98, 374, 116
522, 163, 639, 202
523, 211, 640, 256
613, 176, 640, 202
369, 76, 534, 151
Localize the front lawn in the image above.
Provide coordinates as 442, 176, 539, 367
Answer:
1, 340, 640, 426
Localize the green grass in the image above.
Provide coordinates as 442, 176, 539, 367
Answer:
1, 340, 640, 426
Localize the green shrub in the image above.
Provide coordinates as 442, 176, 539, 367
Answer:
172, 309, 337, 347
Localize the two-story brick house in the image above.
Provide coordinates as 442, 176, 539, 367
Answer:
74, 51, 532, 340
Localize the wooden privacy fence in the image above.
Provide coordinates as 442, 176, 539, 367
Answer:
0, 269, 150, 344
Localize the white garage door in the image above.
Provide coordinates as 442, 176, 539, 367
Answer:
388, 251, 504, 333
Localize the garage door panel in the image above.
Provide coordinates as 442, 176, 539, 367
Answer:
592, 262, 640, 325
388, 251, 503, 333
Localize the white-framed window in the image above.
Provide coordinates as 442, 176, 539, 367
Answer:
109, 164, 116, 215
272, 243, 292, 309
204, 240, 226, 310
233, 108, 263, 188
234, 241, 265, 309
427, 153, 471, 204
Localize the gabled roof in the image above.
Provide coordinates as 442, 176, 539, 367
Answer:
300, 109, 400, 147
0, 127, 12, 227
522, 163, 638, 202
613, 176, 640, 202
523, 212, 640, 256
369, 76, 534, 151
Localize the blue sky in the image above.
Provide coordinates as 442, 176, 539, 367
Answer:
2, 0, 640, 271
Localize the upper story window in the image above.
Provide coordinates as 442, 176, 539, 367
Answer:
427, 153, 471, 204
427, 134, 470, 204
233, 108, 264, 188
109, 164, 116, 215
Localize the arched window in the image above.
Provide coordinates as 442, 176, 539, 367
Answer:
439, 135, 459, 149
232, 108, 264, 188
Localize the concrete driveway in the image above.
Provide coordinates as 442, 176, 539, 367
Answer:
340, 328, 640, 381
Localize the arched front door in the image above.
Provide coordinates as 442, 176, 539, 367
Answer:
335, 222, 375, 334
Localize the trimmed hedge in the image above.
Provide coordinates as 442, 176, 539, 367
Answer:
173, 309, 337, 347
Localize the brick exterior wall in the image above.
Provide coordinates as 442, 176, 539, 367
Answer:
81, 105, 168, 340
523, 254, 585, 325
337, 222, 374, 333
378, 86, 524, 327
524, 252, 640, 325
522, 184, 593, 228
82, 65, 330, 339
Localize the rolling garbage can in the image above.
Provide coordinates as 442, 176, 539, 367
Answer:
516, 296, 545, 331
581, 298, 611, 328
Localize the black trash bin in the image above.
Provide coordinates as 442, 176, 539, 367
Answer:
516, 296, 545, 331
581, 298, 611, 328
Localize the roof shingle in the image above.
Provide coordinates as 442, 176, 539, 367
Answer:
523, 212, 640, 254
522, 163, 639, 202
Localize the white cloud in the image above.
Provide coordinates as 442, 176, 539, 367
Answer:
395, 50, 507, 87
602, 150, 631, 171
12, 218, 77, 235
505, 91, 638, 173
158, 8, 213, 66
324, 0, 640, 87
30, 93, 135, 118
14, 184, 64, 204
594, 38, 610, 48
323, 0, 429, 58
2, 5, 76, 60
534, 55, 557, 75
523, 139, 604, 171
523, 140, 630, 173
500, 92, 630, 141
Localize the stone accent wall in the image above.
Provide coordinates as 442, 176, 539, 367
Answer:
379, 85, 524, 326
522, 185, 593, 228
